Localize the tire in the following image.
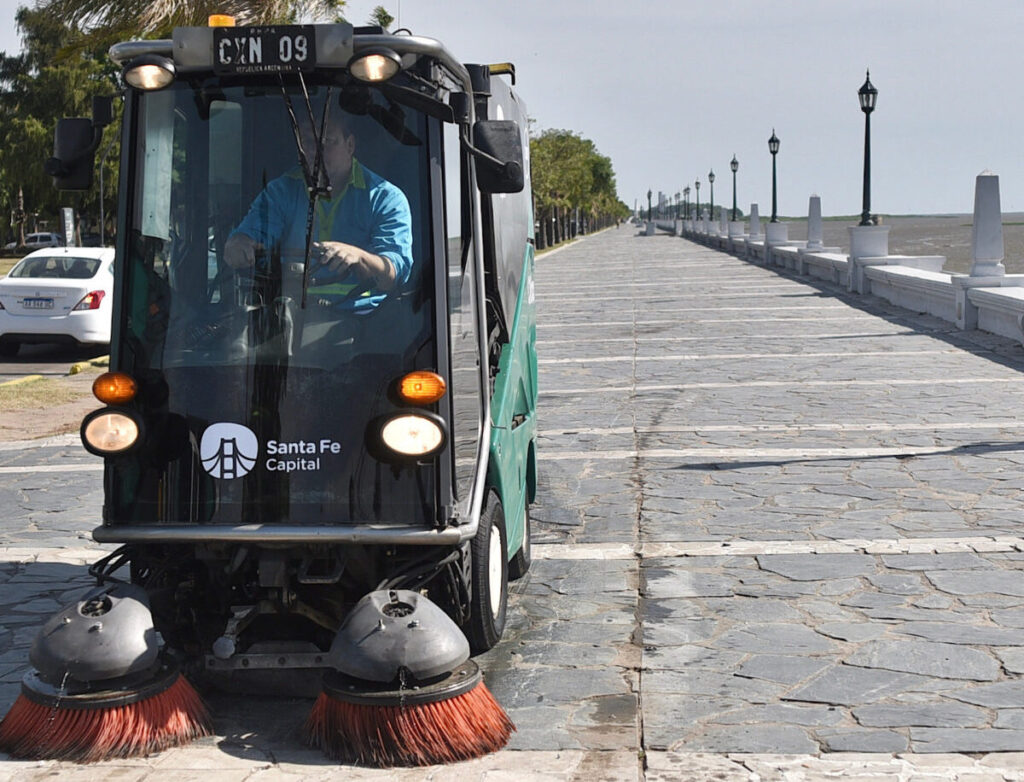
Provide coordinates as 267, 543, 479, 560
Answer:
0, 342, 19, 357
465, 493, 508, 654
509, 503, 532, 580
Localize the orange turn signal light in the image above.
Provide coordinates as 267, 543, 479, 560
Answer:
93, 372, 138, 404
208, 14, 236, 26
398, 371, 446, 405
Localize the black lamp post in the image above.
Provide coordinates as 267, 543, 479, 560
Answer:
683, 186, 690, 219
858, 70, 878, 226
647, 189, 652, 222
768, 129, 780, 223
730, 155, 739, 221
675, 192, 681, 219
708, 169, 715, 221
695, 179, 701, 219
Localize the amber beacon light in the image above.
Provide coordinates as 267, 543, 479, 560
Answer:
92, 372, 138, 404
398, 371, 447, 405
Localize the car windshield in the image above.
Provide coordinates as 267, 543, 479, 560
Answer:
110, 75, 440, 526
10, 256, 100, 279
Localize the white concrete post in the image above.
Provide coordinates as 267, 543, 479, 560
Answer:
748, 204, 761, 238
970, 170, 1005, 278
764, 222, 788, 266
847, 224, 890, 293
956, 170, 1008, 328
719, 208, 728, 236
806, 194, 824, 251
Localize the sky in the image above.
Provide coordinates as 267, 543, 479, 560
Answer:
2, 0, 1024, 216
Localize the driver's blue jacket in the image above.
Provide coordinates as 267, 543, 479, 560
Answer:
232, 159, 413, 312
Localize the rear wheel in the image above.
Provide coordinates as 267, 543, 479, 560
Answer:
465, 493, 508, 654
0, 342, 19, 357
509, 504, 532, 580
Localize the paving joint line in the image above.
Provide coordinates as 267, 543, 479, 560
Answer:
532, 536, 1024, 560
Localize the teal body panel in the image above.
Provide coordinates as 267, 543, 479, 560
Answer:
487, 244, 538, 559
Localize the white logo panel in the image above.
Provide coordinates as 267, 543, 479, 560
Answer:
200, 423, 259, 479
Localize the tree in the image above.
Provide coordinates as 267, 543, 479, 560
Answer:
0, 8, 120, 244
368, 6, 394, 29
36, 0, 347, 44
530, 128, 627, 248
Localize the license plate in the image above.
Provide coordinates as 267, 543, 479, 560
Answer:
213, 26, 315, 74
22, 298, 53, 309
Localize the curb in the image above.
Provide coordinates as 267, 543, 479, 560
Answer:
69, 355, 109, 375
0, 374, 44, 388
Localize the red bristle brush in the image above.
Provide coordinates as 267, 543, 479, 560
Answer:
305, 660, 513, 766
0, 661, 212, 762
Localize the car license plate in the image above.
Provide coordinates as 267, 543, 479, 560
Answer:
22, 298, 53, 309
213, 26, 315, 74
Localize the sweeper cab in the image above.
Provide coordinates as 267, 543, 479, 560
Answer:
1, 18, 537, 766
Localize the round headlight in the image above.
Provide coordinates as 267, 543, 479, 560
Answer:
380, 413, 445, 457
123, 55, 176, 91
81, 409, 142, 456
349, 48, 402, 83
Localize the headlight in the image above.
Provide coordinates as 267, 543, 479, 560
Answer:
123, 54, 176, 91
348, 48, 402, 83
379, 412, 446, 458
81, 408, 143, 456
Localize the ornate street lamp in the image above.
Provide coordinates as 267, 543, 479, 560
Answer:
695, 179, 701, 218
708, 169, 716, 221
768, 129, 780, 223
647, 189, 652, 222
683, 186, 690, 219
675, 192, 681, 219
858, 70, 878, 226
730, 155, 739, 221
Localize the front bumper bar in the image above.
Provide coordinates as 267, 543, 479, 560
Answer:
93, 522, 473, 546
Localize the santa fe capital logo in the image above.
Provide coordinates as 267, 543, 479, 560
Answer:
200, 423, 259, 479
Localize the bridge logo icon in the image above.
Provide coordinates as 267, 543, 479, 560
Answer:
200, 423, 259, 479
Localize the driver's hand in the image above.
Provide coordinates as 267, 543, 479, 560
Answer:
225, 233, 259, 268
316, 240, 362, 276
315, 241, 396, 290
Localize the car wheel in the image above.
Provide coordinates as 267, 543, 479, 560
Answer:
0, 342, 20, 357
464, 492, 508, 654
509, 503, 532, 580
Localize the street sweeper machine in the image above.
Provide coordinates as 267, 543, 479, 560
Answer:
0, 17, 537, 767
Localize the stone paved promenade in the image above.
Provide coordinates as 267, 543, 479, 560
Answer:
7, 226, 1024, 779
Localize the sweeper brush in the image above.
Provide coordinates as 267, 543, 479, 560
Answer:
305, 661, 513, 766
304, 589, 514, 766
0, 583, 212, 761
0, 663, 211, 762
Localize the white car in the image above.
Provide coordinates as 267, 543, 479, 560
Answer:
0, 247, 115, 356
23, 232, 65, 250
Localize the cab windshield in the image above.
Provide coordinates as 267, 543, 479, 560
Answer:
112, 76, 439, 526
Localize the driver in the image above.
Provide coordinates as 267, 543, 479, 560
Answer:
225, 111, 413, 312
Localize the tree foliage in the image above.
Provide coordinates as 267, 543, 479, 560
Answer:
368, 6, 394, 29
530, 129, 628, 247
37, 0, 346, 45
0, 8, 121, 242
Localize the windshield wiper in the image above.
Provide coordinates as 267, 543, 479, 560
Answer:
280, 73, 333, 308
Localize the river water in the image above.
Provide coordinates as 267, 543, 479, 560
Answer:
779, 213, 1024, 275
